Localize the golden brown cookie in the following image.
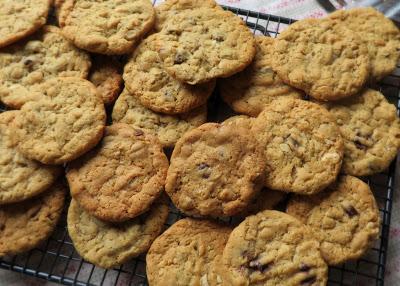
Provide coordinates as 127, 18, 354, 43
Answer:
67, 124, 169, 222
156, 7, 256, 84
123, 34, 215, 114
271, 18, 370, 101
165, 122, 265, 217
287, 176, 380, 265
0, 111, 61, 204
89, 55, 123, 105
329, 7, 400, 81
68, 196, 169, 269
0, 182, 66, 256
220, 36, 303, 117
58, 0, 155, 54
12, 77, 106, 165
154, 0, 220, 31
0, 25, 91, 109
221, 210, 328, 286
252, 98, 344, 194
0, 0, 51, 48
318, 89, 400, 176
146, 218, 231, 286
112, 88, 207, 148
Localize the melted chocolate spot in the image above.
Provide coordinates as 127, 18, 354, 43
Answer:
23, 59, 33, 66
354, 140, 367, 150
301, 276, 317, 285
248, 260, 271, 273
198, 163, 209, 170
344, 205, 358, 217
299, 263, 311, 272
174, 53, 187, 64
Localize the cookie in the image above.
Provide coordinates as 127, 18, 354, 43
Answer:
0, 182, 65, 256
221, 210, 328, 286
220, 36, 303, 117
67, 196, 168, 269
156, 7, 256, 84
329, 7, 400, 80
165, 122, 265, 217
239, 188, 286, 217
287, 176, 380, 265
123, 34, 215, 114
318, 88, 400, 176
154, 0, 220, 31
58, 0, 155, 54
12, 77, 106, 165
0, 111, 61, 204
89, 55, 123, 105
146, 218, 231, 286
271, 18, 370, 101
0, 25, 91, 109
0, 0, 50, 48
67, 124, 169, 222
252, 98, 344, 194
112, 88, 207, 148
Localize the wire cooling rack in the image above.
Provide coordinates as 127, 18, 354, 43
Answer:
1, 2, 400, 286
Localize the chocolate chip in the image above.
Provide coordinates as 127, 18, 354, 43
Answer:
174, 53, 187, 64
198, 163, 209, 170
301, 276, 317, 285
134, 129, 144, 136
23, 59, 33, 66
212, 34, 224, 42
354, 140, 367, 150
299, 263, 311, 272
344, 205, 358, 217
248, 260, 271, 273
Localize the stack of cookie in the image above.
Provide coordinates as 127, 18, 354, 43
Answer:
0, 0, 399, 285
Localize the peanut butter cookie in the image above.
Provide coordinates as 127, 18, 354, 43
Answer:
252, 98, 344, 194
165, 122, 265, 217
220, 36, 303, 117
287, 176, 380, 265
112, 88, 207, 148
0, 111, 61, 204
156, 7, 256, 84
146, 218, 231, 286
58, 0, 155, 54
12, 77, 106, 165
0, 182, 65, 256
271, 18, 370, 101
67, 124, 169, 222
221, 210, 328, 286
67, 196, 168, 269
123, 34, 215, 114
0, 25, 91, 109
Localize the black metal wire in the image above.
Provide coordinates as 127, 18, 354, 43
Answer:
0, 2, 399, 286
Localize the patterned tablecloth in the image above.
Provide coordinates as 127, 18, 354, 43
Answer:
1, 0, 399, 285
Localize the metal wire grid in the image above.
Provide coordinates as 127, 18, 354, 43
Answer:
0, 3, 399, 286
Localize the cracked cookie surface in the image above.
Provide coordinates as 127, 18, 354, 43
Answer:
123, 34, 215, 114
165, 122, 265, 217
220, 36, 303, 117
58, 0, 155, 54
0, 25, 91, 109
156, 7, 256, 84
67, 124, 169, 222
221, 210, 328, 286
0, 182, 65, 256
146, 218, 231, 286
329, 7, 400, 81
287, 176, 380, 265
67, 196, 168, 269
112, 88, 207, 148
271, 18, 370, 101
0, 111, 61, 204
12, 77, 106, 165
252, 98, 343, 194
0, 0, 50, 48
319, 89, 400, 176
89, 55, 122, 105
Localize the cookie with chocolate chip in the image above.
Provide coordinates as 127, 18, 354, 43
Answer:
287, 176, 380, 265
319, 89, 400, 176
220, 210, 328, 285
